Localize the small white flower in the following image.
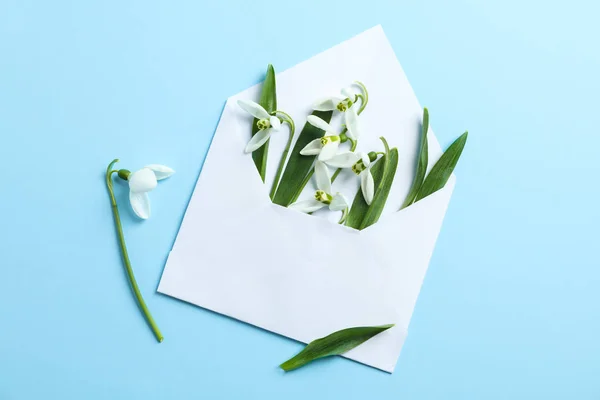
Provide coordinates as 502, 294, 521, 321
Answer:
312, 86, 360, 139
300, 115, 343, 161
237, 99, 281, 153
128, 165, 175, 219
289, 161, 348, 214
351, 153, 375, 205
313, 150, 375, 205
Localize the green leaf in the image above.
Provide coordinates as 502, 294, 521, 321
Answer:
345, 156, 385, 229
272, 110, 334, 206
346, 138, 399, 231
400, 107, 429, 209
415, 131, 468, 202
280, 324, 394, 372
359, 148, 399, 230
251, 64, 277, 182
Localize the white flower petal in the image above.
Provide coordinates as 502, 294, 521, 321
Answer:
325, 151, 360, 168
344, 107, 360, 139
314, 160, 332, 194
237, 99, 270, 120
312, 96, 340, 111
144, 164, 175, 180
128, 168, 157, 193
245, 129, 272, 153
361, 169, 375, 205
289, 199, 326, 213
318, 140, 339, 161
307, 115, 336, 134
361, 153, 371, 168
329, 193, 349, 211
300, 139, 323, 156
130, 191, 151, 219
341, 87, 355, 100
270, 116, 281, 130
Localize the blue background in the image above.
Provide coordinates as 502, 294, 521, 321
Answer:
1, 0, 598, 398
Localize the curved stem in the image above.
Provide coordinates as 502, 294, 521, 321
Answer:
338, 207, 348, 224
105, 159, 164, 343
331, 167, 342, 183
354, 81, 369, 115
380, 136, 390, 154
270, 111, 296, 200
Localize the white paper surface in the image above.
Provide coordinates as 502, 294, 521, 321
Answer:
158, 25, 456, 373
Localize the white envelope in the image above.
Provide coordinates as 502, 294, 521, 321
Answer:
158, 25, 456, 373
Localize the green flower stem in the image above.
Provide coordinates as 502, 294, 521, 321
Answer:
354, 81, 369, 114
269, 111, 296, 200
105, 159, 164, 343
330, 136, 357, 184
338, 207, 348, 224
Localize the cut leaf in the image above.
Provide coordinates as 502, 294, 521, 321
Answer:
272, 110, 334, 206
251, 64, 277, 182
415, 131, 468, 202
400, 107, 429, 209
359, 148, 398, 230
280, 324, 394, 372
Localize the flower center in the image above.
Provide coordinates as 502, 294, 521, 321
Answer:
256, 118, 271, 130
351, 160, 367, 175
336, 98, 354, 112
315, 190, 333, 204
320, 135, 340, 146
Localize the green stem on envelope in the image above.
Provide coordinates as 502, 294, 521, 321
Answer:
270, 110, 296, 200
105, 159, 163, 343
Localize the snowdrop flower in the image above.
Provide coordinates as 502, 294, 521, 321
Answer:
289, 161, 348, 215
318, 150, 376, 206
237, 99, 281, 153
105, 159, 171, 342
312, 86, 360, 140
300, 115, 346, 161
123, 164, 175, 219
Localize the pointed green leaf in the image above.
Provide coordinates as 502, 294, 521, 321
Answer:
272, 110, 333, 206
345, 154, 386, 229
346, 140, 399, 230
280, 324, 394, 372
400, 107, 429, 209
415, 131, 468, 202
359, 148, 399, 230
251, 64, 277, 182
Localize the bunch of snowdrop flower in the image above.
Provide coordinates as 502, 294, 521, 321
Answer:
238, 80, 378, 223
290, 83, 382, 221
